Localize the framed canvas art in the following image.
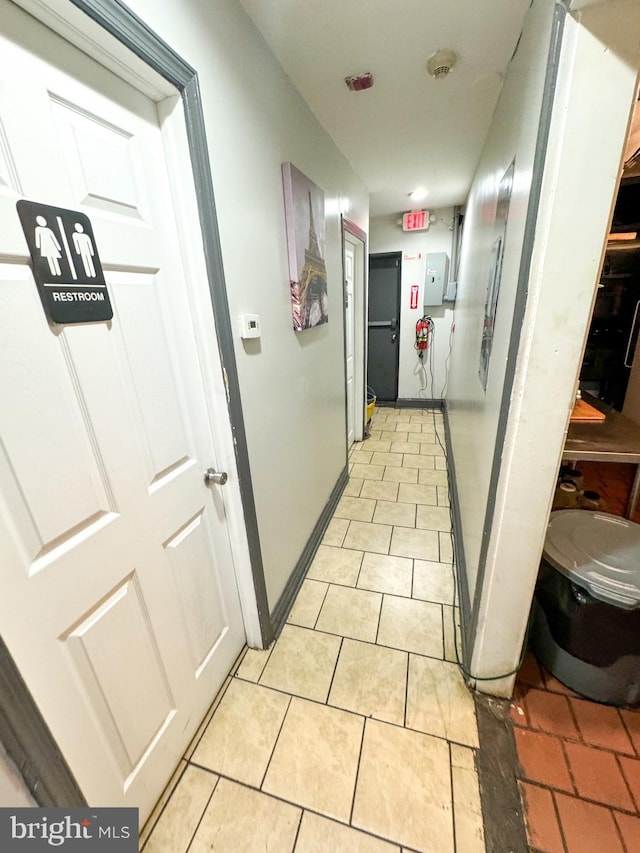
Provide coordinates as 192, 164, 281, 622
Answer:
479, 159, 514, 390
282, 162, 328, 331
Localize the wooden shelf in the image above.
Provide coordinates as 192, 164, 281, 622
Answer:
570, 399, 607, 423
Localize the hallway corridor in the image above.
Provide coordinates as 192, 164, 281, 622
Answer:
140, 408, 485, 852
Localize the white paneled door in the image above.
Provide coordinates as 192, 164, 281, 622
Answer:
0, 1, 245, 819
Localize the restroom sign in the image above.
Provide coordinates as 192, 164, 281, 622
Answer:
17, 200, 113, 324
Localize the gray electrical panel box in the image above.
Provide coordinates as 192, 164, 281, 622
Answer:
424, 252, 449, 307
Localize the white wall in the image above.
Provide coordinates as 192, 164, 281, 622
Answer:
469, 0, 640, 692
123, 0, 368, 612
369, 212, 455, 401
446, 0, 556, 605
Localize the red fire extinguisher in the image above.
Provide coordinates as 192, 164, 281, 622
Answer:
415, 315, 432, 359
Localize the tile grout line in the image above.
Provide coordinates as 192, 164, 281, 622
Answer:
191, 752, 416, 850
517, 772, 640, 819
613, 751, 638, 814
449, 741, 458, 853
352, 547, 365, 591
230, 664, 478, 750
184, 674, 235, 760
348, 716, 368, 827
230, 644, 249, 676
140, 760, 189, 850
290, 809, 304, 852
373, 590, 383, 646
183, 771, 221, 853
257, 692, 293, 791
618, 712, 640, 761
312, 581, 332, 630
253, 646, 273, 682
564, 695, 583, 747
410, 557, 415, 600
281, 615, 456, 663
558, 735, 578, 797
520, 692, 639, 762
341, 518, 351, 547
403, 652, 411, 729
549, 788, 570, 853
323, 635, 344, 707
185, 769, 319, 830
610, 806, 630, 853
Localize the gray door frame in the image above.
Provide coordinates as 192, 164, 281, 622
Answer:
341, 217, 368, 445
367, 251, 402, 402
1, 0, 271, 807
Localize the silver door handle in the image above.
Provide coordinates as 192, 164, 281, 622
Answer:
391, 333, 397, 343
204, 468, 228, 486
624, 300, 640, 368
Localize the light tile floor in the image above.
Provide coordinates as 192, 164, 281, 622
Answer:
141, 408, 485, 853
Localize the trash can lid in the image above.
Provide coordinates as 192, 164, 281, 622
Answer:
543, 510, 640, 609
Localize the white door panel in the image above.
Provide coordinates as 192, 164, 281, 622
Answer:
64, 575, 176, 777
0, 0, 245, 819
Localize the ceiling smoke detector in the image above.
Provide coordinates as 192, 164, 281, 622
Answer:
427, 50, 457, 80
345, 72, 374, 92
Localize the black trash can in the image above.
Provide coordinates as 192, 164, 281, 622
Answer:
530, 510, 640, 707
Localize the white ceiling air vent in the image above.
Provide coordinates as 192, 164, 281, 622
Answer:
427, 50, 457, 80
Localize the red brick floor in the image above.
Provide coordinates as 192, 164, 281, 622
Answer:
513, 652, 640, 852
514, 461, 640, 851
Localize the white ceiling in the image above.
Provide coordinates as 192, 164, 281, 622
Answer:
238, 0, 531, 217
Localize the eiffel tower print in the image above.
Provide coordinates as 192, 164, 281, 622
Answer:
282, 163, 328, 331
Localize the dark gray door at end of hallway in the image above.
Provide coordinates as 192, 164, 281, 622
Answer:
368, 252, 401, 402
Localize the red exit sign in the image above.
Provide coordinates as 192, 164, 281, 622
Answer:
402, 210, 430, 232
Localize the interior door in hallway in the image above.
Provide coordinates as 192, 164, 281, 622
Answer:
0, 0, 245, 819
367, 252, 401, 402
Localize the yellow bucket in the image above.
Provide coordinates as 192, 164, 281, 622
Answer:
366, 397, 376, 422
